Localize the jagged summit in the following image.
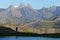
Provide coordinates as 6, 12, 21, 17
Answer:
27, 3, 32, 8
8, 5, 18, 11
0, 4, 60, 28
9, 5, 18, 8
48, 6, 57, 12
9, 5, 14, 8
8, 3, 32, 9
19, 3, 25, 8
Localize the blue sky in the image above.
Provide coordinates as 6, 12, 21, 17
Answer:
0, 0, 60, 9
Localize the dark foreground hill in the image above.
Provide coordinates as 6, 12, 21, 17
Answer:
0, 26, 60, 38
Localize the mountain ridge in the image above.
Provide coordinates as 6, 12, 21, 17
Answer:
0, 4, 60, 28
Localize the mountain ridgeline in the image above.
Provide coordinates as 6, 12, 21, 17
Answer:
0, 3, 60, 28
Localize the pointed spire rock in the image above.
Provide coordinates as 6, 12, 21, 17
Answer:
50, 6, 56, 9
19, 3, 25, 8
9, 5, 18, 8
48, 6, 57, 12
8, 5, 17, 11
9, 5, 14, 8
27, 3, 32, 8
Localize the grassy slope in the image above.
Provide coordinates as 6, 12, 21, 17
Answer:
0, 24, 60, 38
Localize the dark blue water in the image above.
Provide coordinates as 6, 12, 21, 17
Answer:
0, 36, 60, 40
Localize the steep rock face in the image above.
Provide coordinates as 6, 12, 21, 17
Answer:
53, 6, 60, 16
0, 4, 43, 25
38, 6, 60, 20
0, 4, 60, 28
38, 8, 53, 19
48, 6, 57, 12
19, 3, 25, 8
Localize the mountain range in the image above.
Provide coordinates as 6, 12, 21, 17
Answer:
0, 3, 60, 28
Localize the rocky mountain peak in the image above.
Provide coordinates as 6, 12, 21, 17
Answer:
27, 3, 32, 8
8, 5, 17, 11
19, 3, 25, 8
9, 5, 17, 8
48, 6, 57, 12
